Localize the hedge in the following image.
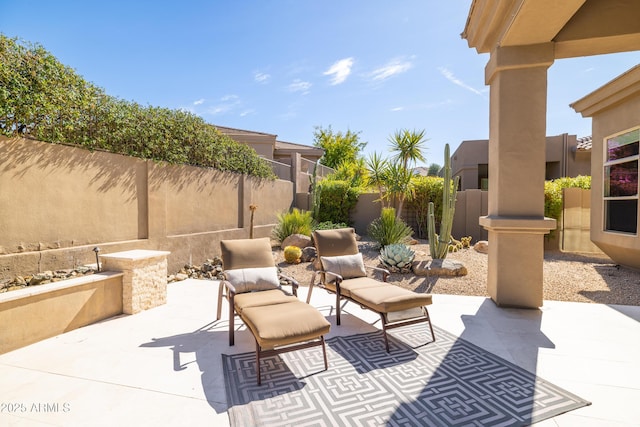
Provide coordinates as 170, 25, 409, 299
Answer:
0, 35, 274, 178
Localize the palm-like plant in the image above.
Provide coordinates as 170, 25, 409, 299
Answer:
389, 129, 428, 170
386, 129, 428, 218
385, 161, 414, 216
366, 152, 389, 207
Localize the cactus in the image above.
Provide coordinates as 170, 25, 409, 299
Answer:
379, 243, 415, 273
428, 143, 459, 260
310, 162, 322, 221
460, 236, 472, 249
283, 246, 302, 264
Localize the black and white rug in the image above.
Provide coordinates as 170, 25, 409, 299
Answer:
223, 325, 590, 426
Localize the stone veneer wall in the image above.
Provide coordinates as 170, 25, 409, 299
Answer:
100, 250, 169, 315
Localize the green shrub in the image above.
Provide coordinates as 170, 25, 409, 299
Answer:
544, 175, 591, 223
408, 176, 444, 238
272, 209, 314, 243
0, 35, 274, 179
316, 179, 360, 224
313, 221, 349, 231
367, 207, 413, 248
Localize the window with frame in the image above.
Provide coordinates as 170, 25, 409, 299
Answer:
603, 127, 639, 234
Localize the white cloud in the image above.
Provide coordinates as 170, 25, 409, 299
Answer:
206, 94, 241, 115
438, 67, 483, 95
370, 58, 412, 81
288, 79, 312, 95
324, 57, 354, 85
193, 98, 205, 105
254, 72, 271, 83
391, 106, 404, 111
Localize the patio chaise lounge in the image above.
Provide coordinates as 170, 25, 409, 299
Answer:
216, 237, 331, 385
307, 228, 435, 351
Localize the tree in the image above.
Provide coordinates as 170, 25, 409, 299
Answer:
313, 125, 366, 169
427, 163, 441, 176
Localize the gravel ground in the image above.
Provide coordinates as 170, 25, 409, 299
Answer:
275, 238, 640, 306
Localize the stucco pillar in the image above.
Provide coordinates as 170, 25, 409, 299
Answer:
479, 44, 556, 308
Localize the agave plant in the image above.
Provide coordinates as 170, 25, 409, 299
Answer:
379, 243, 415, 273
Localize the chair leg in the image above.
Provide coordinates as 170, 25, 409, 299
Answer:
229, 295, 235, 346
256, 342, 262, 386
216, 281, 225, 321
306, 272, 316, 304
425, 307, 436, 343
380, 313, 390, 352
321, 336, 328, 371
335, 291, 341, 325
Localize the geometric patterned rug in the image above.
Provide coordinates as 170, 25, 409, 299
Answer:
223, 325, 590, 427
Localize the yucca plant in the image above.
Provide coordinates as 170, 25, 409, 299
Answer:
379, 243, 415, 273
272, 208, 313, 243
367, 207, 413, 249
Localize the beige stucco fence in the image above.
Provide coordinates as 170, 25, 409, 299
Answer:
349, 189, 600, 253
0, 137, 293, 277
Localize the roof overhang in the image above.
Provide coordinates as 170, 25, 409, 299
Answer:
571, 64, 640, 117
462, 0, 640, 59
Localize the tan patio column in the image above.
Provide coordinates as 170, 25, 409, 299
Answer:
479, 43, 557, 308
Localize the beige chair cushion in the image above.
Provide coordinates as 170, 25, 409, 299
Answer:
221, 237, 275, 270
313, 228, 359, 257
234, 289, 299, 314
350, 286, 433, 313
320, 253, 366, 280
225, 266, 280, 293
323, 276, 387, 298
241, 301, 331, 349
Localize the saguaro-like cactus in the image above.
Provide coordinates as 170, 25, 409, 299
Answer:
310, 162, 322, 221
428, 143, 459, 259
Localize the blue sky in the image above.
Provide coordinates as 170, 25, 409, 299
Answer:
1, 1, 639, 167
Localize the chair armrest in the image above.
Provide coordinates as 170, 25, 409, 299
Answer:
222, 280, 237, 296
278, 273, 299, 297
366, 265, 390, 281
323, 270, 344, 283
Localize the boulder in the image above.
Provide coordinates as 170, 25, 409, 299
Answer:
474, 240, 489, 254
301, 246, 317, 263
281, 234, 312, 249
412, 259, 468, 277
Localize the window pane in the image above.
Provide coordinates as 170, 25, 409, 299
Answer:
607, 130, 639, 161
606, 199, 638, 234
604, 160, 638, 197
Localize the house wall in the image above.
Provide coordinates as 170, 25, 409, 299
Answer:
451, 134, 591, 191
0, 137, 293, 277
589, 97, 640, 269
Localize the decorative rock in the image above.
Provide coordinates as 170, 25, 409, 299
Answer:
301, 246, 317, 263
412, 259, 468, 277
281, 234, 312, 250
175, 273, 189, 281
474, 240, 489, 254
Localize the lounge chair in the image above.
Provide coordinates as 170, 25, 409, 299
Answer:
307, 228, 435, 351
216, 237, 330, 385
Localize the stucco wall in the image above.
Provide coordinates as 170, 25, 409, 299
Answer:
451, 134, 591, 191
590, 97, 640, 268
0, 272, 123, 354
0, 137, 293, 276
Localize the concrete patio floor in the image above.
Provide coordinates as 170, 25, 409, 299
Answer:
1, 278, 639, 426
